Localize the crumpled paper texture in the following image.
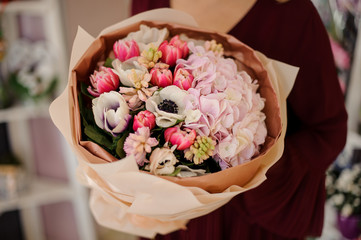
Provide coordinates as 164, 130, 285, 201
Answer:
49, 8, 298, 238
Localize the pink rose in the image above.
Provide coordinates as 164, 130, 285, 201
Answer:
133, 110, 156, 131
150, 63, 173, 87
88, 66, 120, 97
164, 126, 196, 150
158, 40, 183, 67
173, 66, 194, 90
113, 39, 140, 62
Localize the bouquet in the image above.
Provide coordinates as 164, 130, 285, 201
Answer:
50, 9, 298, 238
79, 23, 269, 178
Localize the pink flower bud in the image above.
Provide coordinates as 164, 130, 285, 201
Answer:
164, 126, 196, 150
88, 66, 120, 97
133, 110, 156, 131
150, 64, 173, 88
158, 40, 183, 67
173, 67, 194, 90
113, 39, 140, 62
169, 35, 189, 58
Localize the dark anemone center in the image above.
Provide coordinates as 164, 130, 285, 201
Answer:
158, 99, 178, 113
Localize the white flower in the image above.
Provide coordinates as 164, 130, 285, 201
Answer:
351, 185, 361, 196
353, 198, 360, 207
332, 194, 345, 206
179, 34, 205, 47
341, 204, 353, 217
176, 165, 206, 178
146, 86, 200, 128
111, 58, 148, 87
149, 145, 177, 175
326, 174, 333, 187
184, 109, 202, 125
336, 169, 353, 191
124, 25, 169, 52
92, 91, 131, 136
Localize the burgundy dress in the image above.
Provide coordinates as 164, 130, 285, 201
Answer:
132, 0, 348, 239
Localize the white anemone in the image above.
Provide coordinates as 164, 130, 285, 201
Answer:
146, 86, 200, 128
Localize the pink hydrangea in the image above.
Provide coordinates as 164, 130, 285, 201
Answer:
181, 43, 267, 169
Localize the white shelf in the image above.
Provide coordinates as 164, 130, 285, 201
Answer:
0, 102, 50, 123
0, 177, 73, 214
4, 0, 48, 14
1, 0, 96, 239
346, 17, 361, 132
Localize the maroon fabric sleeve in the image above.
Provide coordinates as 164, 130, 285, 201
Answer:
131, 0, 348, 238
131, 0, 169, 16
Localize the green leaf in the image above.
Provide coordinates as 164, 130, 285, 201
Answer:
34, 77, 58, 99
84, 124, 113, 149
104, 58, 114, 68
167, 167, 182, 177
115, 133, 128, 158
80, 82, 95, 100
78, 94, 93, 127
8, 73, 29, 99
130, 107, 146, 116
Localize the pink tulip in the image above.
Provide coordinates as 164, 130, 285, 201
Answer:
173, 66, 194, 90
169, 35, 189, 58
150, 64, 173, 88
133, 110, 156, 131
113, 39, 140, 62
158, 40, 183, 67
164, 126, 196, 150
88, 66, 120, 97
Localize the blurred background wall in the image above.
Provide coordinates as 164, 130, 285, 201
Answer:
62, 0, 130, 55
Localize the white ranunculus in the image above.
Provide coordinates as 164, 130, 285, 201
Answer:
146, 86, 200, 128
124, 25, 169, 52
92, 91, 131, 136
112, 58, 148, 87
341, 204, 353, 217
149, 145, 178, 175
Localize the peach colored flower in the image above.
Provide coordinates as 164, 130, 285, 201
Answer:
123, 127, 158, 166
